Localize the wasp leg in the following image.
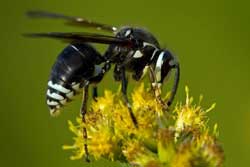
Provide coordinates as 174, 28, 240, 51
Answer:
148, 66, 156, 90
148, 66, 165, 106
113, 64, 122, 81
89, 61, 111, 101
120, 68, 138, 128
148, 63, 180, 109
92, 86, 98, 101
80, 85, 90, 162
167, 63, 180, 107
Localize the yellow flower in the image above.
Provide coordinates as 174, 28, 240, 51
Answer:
174, 86, 216, 139
63, 84, 224, 167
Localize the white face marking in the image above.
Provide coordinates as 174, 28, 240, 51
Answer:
47, 99, 59, 106
133, 50, 143, 58
48, 81, 71, 94
47, 90, 64, 100
155, 51, 165, 82
125, 29, 131, 37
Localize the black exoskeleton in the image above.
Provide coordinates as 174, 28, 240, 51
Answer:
24, 10, 180, 162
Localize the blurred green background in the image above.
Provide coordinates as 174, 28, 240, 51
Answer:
0, 0, 249, 166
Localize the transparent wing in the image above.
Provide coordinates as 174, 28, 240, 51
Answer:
27, 10, 118, 33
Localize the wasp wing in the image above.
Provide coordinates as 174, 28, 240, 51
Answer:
27, 10, 117, 33
23, 32, 134, 46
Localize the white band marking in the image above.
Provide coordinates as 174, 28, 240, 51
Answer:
66, 91, 74, 99
48, 81, 71, 94
155, 51, 165, 82
47, 90, 64, 100
151, 49, 158, 60
47, 100, 59, 106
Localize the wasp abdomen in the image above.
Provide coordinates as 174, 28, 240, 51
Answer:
47, 80, 81, 115
46, 43, 102, 115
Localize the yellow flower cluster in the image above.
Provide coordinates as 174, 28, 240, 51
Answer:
63, 84, 224, 167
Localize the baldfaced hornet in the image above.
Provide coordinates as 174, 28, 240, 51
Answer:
25, 10, 180, 161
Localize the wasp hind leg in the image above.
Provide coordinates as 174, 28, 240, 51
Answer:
80, 85, 90, 162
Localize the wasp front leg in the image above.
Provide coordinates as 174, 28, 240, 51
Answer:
148, 66, 165, 107
148, 54, 180, 109
119, 67, 138, 128
167, 62, 180, 107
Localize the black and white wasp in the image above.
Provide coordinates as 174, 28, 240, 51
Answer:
25, 10, 180, 161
